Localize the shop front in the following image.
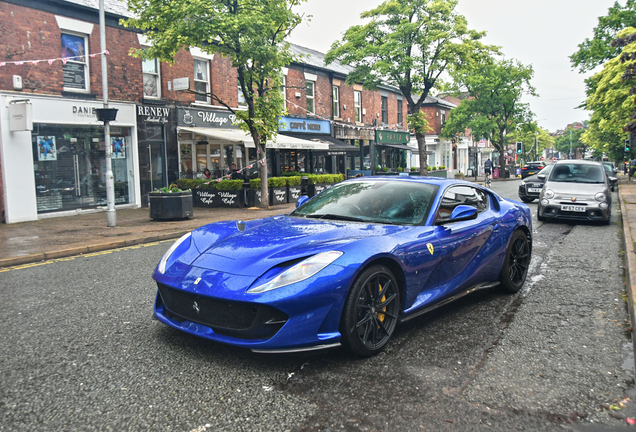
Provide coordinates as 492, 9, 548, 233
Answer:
278, 116, 357, 175
334, 125, 376, 172
137, 104, 178, 206
0, 93, 137, 223
375, 130, 409, 171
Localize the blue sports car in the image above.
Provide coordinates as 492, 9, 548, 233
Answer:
153, 177, 532, 356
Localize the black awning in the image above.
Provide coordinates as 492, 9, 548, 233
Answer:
377, 143, 412, 150
282, 133, 360, 153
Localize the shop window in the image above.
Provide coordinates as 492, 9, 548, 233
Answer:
61, 33, 89, 92
306, 81, 315, 114
142, 58, 161, 98
194, 59, 210, 103
381, 96, 388, 124
397, 100, 403, 125
354, 91, 362, 123
332, 85, 340, 118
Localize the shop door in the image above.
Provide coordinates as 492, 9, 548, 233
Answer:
138, 124, 166, 206
34, 128, 106, 213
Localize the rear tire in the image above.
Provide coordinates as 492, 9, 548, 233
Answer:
340, 265, 400, 357
499, 230, 531, 293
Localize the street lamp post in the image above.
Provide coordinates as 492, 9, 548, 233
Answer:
98, 0, 116, 227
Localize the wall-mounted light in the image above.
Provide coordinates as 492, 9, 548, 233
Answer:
343, 105, 347, 110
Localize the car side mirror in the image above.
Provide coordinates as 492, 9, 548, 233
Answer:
450, 205, 478, 221
296, 195, 309, 208
609, 176, 617, 183
537, 174, 546, 180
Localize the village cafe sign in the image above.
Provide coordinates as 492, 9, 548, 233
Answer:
177, 107, 238, 128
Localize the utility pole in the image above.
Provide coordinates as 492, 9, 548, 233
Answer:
569, 129, 572, 160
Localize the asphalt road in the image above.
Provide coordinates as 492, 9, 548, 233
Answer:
1, 179, 634, 431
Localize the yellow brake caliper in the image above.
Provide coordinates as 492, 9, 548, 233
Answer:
377, 283, 386, 323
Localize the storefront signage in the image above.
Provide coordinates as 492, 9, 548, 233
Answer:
375, 130, 409, 144
9, 100, 33, 131
177, 107, 238, 129
72, 105, 96, 119
137, 105, 171, 124
334, 125, 375, 141
278, 117, 330, 134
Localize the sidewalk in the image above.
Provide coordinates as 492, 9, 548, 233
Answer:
0, 203, 295, 268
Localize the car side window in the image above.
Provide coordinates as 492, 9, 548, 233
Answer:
436, 186, 488, 223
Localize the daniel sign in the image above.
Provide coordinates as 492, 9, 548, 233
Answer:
9, 100, 33, 132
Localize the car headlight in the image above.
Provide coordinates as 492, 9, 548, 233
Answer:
540, 199, 549, 206
543, 189, 554, 199
158, 232, 192, 274
595, 192, 607, 202
520, 180, 526, 186
247, 251, 343, 294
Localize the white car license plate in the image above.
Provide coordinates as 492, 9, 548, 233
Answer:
528, 188, 542, 193
561, 205, 585, 212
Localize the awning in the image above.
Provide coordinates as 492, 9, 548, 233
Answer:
178, 126, 329, 150
377, 143, 412, 150
283, 133, 360, 153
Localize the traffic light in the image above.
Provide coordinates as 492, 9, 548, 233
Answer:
516, 142, 522, 154
626, 138, 631, 152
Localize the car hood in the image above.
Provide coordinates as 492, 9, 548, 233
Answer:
544, 181, 607, 196
189, 216, 414, 277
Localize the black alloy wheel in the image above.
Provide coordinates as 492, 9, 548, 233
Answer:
341, 265, 400, 357
499, 230, 531, 293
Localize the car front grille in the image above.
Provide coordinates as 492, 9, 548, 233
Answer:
157, 283, 288, 340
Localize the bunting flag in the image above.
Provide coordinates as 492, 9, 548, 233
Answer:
0, 50, 110, 67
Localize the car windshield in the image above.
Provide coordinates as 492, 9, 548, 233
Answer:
548, 163, 605, 184
290, 181, 439, 225
538, 164, 553, 176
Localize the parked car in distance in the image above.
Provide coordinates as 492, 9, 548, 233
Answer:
602, 162, 618, 191
521, 161, 546, 179
153, 177, 532, 357
537, 160, 614, 225
518, 164, 554, 203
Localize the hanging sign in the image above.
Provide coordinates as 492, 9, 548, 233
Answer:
9, 100, 33, 131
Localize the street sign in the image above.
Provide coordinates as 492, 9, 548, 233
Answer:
173, 77, 190, 91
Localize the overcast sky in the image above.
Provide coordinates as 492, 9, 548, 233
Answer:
288, 0, 618, 133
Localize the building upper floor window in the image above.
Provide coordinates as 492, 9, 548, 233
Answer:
332, 85, 340, 118
142, 58, 160, 98
306, 81, 315, 114
397, 99, 403, 125
381, 96, 388, 124
61, 33, 89, 92
441, 112, 446, 124
238, 77, 247, 107
194, 59, 210, 104
282, 75, 287, 111
354, 91, 362, 123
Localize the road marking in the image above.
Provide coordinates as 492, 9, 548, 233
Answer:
0, 241, 169, 273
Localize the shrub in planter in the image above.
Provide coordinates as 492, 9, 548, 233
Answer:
397, 167, 403, 173
268, 177, 288, 205
149, 184, 193, 220
247, 179, 262, 207
439, 165, 446, 170
454, 172, 465, 179
305, 173, 344, 197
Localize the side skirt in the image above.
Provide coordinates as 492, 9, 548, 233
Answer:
399, 281, 500, 323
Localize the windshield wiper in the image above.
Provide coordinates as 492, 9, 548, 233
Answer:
306, 214, 364, 222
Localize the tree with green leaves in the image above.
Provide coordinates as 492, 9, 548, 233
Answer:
324, 0, 495, 175
122, 0, 305, 208
570, 0, 636, 73
581, 27, 636, 160
441, 57, 536, 167
554, 127, 587, 159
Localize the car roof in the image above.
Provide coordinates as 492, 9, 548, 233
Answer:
554, 159, 602, 166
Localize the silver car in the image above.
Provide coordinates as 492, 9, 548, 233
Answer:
537, 160, 615, 225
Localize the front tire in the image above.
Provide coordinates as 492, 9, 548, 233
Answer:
499, 230, 531, 293
341, 265, 401, 357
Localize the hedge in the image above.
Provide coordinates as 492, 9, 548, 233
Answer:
175, 178, 243, 191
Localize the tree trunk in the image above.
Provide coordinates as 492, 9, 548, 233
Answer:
416, 132, 429, 175
258, 142, 269, 209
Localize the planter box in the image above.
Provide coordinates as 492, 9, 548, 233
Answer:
149, 191, 193, 220
287, 186, 302, 203
194, 188, 244, 208
307, 183, 331, 198
270, 187, 287, 206
247, 189, 262, 207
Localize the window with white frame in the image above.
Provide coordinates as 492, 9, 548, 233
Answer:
194, 59, 210, 103
61, 32, 89, 92
397, 99, 403, 124
381, 96, 388, 124
332, 85, 340, 118
306, 81, 315, 114
142, 58, 160, 98
354, 91, 362, 123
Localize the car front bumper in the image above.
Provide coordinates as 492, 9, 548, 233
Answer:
538, 199, 610, 222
